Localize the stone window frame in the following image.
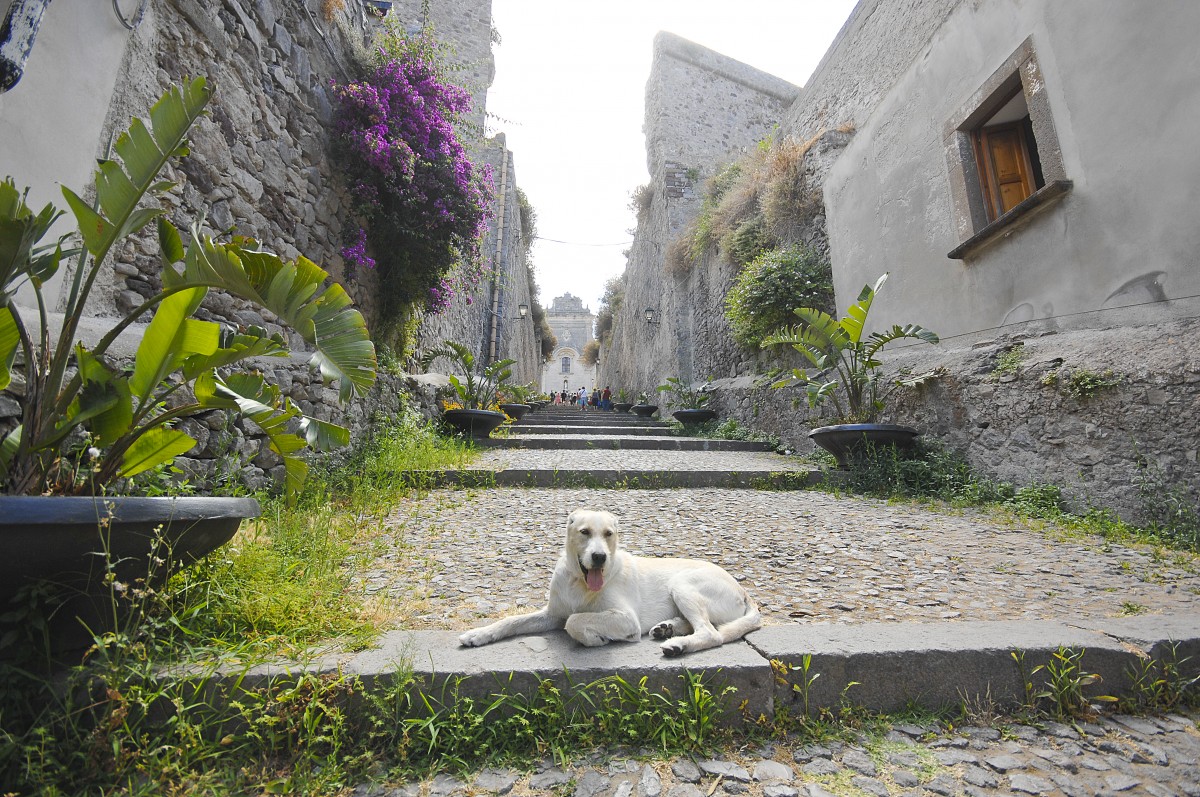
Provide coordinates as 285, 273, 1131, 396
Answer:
944, 37, 1072, 260
560, 356, 572, 374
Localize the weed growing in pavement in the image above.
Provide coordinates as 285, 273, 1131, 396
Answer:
1121, 642, 1200, 713
991, 344, 1025, 378
667, 417, 782, 448
1010, 647, 1116, 721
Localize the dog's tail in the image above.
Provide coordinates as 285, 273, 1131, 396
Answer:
717, 596, 762, 643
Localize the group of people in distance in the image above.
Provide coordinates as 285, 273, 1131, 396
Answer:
553, 385, 616, 411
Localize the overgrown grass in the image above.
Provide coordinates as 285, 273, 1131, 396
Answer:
0, 403, 485, 793
667, 417, 782, 448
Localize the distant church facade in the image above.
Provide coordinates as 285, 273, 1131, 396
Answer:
540, 293, 597, 396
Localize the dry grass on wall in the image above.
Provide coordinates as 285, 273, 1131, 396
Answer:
662, 131, 834, 279
322, 0, 346, 21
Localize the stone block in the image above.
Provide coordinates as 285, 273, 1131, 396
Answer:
342, 629, 774, 728
751, 620, 1140, 714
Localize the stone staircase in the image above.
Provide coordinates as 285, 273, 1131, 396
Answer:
425, 405, 820, 487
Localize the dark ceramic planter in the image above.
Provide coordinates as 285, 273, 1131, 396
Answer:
499, 403, 530, 421
672, 409, 718, 425
443, 408, 506, 439
810, 424, 921, 469
0, 495, 260, 653
631, 404, 659, 417
612, 402, 633, 413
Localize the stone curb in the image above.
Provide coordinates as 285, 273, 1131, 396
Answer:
210, 615, 1200, 727
509, 425, 671, 436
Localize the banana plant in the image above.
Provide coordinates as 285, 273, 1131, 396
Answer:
420, 340, 514, 410
0, 77, 376, 500
760, 273, 939, 423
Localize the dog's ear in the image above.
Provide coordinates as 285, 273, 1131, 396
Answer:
567, 509, 581, 524
602, 511, 618, 531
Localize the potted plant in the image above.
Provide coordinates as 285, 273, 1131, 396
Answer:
0, 79, 377, 617
761, 273, 939, 467
498, 382, 534, 421
612, 388, 633, 413
657, 377, 718, 425
630, 391, 659, 418
420, 341, 514, 439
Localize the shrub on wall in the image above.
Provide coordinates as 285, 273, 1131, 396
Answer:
331, 23, 493, 330
724, 244, 834, 348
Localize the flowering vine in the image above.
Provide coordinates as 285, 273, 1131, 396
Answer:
332, 34, 492, 320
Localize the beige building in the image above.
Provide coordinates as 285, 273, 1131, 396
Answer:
540, 294, 597, 397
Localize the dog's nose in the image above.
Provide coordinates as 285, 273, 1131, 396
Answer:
591, 552, 607, 567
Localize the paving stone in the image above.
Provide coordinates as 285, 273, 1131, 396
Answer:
801, 758, 840, 777
1103, 773, 1141, 792
921, 774, 959, 796
640, 765, 662, 797
429, 774, 468, 797
529, 769, 573, 790
473, 769, 519, 794
671, 760, 701, 784
700, 760, 751, 782
934, 750, 978, 766
840, 749, 876, 776
984, 753, 1025, 772
792, 744, 833, 763
762, 786, 798, 797
574, 771, 610, 797
751, 760, 793, 783
850, 776, 888, 797
1009, 773, 1055, 794
961, 764, 999, 788
665, 786, 704, 797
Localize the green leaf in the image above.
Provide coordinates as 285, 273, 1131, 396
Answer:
0, 425, 21, 482
118, 427, 197, 479
0, 307, 17, 391
158, 216, 185, 265
74, 347, 133, 444
61, 187, 115, 257
130, 287, 218, 401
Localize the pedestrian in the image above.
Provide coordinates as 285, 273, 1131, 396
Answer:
578, 386, 588, 410
601, 385, 612, 411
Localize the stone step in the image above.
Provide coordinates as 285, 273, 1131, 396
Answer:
404, 467, 819, 489
509, 424, 670, 436
203, 614, 1200, 729
481, 435, 774, 452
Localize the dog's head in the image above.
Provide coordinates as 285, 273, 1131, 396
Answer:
565, 509, 619, 593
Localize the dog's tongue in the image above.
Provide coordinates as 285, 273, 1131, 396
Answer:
585, 567, 604, 592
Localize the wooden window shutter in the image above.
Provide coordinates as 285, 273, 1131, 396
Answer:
974, 121, 1036, 221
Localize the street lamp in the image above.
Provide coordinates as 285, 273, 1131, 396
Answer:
517, 303, 529, 319
645, 307, 660, 325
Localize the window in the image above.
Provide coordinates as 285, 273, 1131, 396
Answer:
972, 89, 1045, 221
560, 356, 572, 373
944, 38, 1070, 259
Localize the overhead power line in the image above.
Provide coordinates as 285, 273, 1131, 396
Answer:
533, 236, 633, 247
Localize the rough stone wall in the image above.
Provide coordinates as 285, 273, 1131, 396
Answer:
599, 33, 798, 399
0, 0, 534, 493
605, 0, 1198, 520
703, 318, 1200, 524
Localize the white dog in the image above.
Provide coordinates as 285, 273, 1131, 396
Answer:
459, 509, 761, 656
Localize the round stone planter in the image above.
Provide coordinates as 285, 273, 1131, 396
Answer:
443, 408, 507, 439
810, 423, 921, 469
499, 402, 530, 421
631, 404, 659, 417
612, 402, 634, 413
672, 409, 718, 425
0, 495, 260, 653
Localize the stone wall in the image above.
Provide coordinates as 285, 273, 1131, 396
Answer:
0, 0, 537, 494
702, 318, 1200, 523
603, 0, 1198, 520
598, 33, 798, 399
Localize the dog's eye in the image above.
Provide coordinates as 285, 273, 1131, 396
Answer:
578, 528, 589, 536
604, 531, 613, 538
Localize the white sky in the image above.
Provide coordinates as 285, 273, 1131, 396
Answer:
485, 0, 859, 312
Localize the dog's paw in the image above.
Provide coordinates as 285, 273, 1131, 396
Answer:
458, 629, 493, 647
650, 620, 677, 640
660, 639, 687, 657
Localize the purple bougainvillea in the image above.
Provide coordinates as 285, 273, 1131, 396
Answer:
332, 43, 493, 316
